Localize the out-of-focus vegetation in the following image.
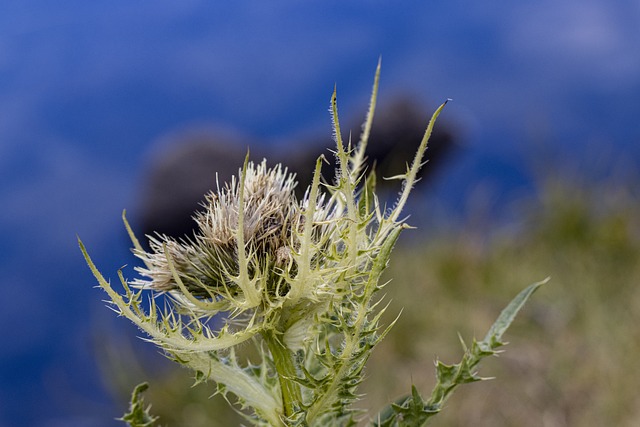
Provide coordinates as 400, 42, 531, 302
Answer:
100, 171, 640, 426
366, 174, 640, 426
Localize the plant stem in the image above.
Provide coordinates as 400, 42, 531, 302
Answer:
262, 329, 302, 421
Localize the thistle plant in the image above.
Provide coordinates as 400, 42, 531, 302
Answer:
80, 64, 543, 426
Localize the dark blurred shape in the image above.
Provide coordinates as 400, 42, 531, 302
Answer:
138, 96, 457, 240
368, 96, 455, 179
138, 129, 265, 239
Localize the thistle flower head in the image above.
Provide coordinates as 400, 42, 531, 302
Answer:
130, 156, 342, 320
135, 162, 294, 292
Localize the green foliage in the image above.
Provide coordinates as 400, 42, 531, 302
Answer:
373, 281, 545, 426
120, 383, 159, 427
374, 386, 436, 427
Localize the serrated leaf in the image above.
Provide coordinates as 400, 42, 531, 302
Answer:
372, 279, 546, 427
119, 383, 159, 427
373, 385, 437, 427
482, 278, 548, 345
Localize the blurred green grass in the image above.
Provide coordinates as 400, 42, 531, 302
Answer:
364, 175, 640, 426
100, 173, 640, 426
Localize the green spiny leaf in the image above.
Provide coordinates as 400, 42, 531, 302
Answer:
119, 382, 159, 427
482, 278, 549, 346
372, 279, 546, 426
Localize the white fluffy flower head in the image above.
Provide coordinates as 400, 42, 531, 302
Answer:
132, 158, 338, 318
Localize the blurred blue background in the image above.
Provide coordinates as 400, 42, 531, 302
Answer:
1, 1, 639, 425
